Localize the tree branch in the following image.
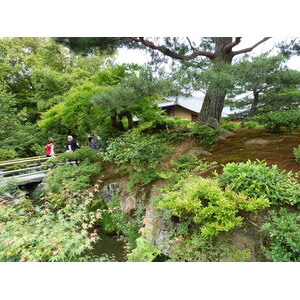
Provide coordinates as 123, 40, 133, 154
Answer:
223, 37, 242, 53
130, 37, 214, 60
186, 37, 197, 51
232, 37, 271, 56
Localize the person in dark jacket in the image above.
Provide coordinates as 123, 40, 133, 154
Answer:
65, 135, 78, 152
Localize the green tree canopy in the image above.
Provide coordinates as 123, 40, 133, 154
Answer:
0, 37, 116, 123
38, 65, 170, 139
226, 53, 300, 117
54, 37, 272, 127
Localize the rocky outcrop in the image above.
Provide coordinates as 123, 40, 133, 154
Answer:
139, 204, 172, 254
100, 182, 148, 214
0, 190, 27, 205
100, 180, 172, 254
101, 183, 120, 204
185, 147, 212, 157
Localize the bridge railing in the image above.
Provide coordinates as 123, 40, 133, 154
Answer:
0, 156, 49, 168
0, 155, 76, 186
0, 156, 52, 184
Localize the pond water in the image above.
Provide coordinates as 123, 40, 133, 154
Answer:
91, 228, 126, 262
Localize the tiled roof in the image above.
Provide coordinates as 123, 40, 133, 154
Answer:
158, 95, 204, 113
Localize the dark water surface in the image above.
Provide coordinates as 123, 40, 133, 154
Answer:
92, 228, 126, 261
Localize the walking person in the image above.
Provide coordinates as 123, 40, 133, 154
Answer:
88, 136, 99, 150
45, 137, 55, 157
65, 135, 78, 152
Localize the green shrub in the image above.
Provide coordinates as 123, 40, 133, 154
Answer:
294, 146, 300, 163
42, 148, 103, 207
171, 154, 215, 173
148, 117, 192, 143
254, 109, 300, 133
158, 155, 217, 194
0, 179, 20, 197
46, 163, 101, 196
0, 195, 101, 262
243, 120, 263, 129
127, 169, 160, 189
0, 149, 17, 161
220, 119, 240, 131
104, 130, 172, 171
167, 233, 252, 262
4, 163, 28, 170
43, 147, 102, 167
104, 130, 173, 188
94, 118, 121, 146
156, 176, 269, 237
190, 124, 219, 146
127, 237, 161, 262
215, 160, 300, 206
149, 117, 191, 132
261, 209, 300, 262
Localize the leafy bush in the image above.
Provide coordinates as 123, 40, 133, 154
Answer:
46, 164, 100, 195
0, 149, 17, 161
190, 124, 219, 146
156, 176, 269, 237
104, 130, 173, 188
0, 195, 101, 262
42, 148, 103, 206
220, 119, 240, 131
294, 145, 300, 163
261, 209, 300, 262
148, 116, 191, 132
143, 117, 192, 143
243, 120, 263, 129
127, 169, 160, 189
254, 109, 300, 133
44, 147, 102, 166
171, 154, 215, 173
158, 155, 217, 194
104, 130, 172, 171
94, 118, 121, 146
167, 233, 252, 262
4, 163, 28, 170
215, 160, 300, 206
0, 179, 20, 197
127, 237, 161, 262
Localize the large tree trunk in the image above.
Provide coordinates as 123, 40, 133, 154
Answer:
110, 109, 133, 131
197, 38, 234, 128
111, 109, 126, 131
119, 109, 133, 130
198, 89, 228, 128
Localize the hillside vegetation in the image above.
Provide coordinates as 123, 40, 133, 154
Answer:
1, 118, 300, 262
0, 37, 300, 262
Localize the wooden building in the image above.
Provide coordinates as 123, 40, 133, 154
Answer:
157, 95, 204, 121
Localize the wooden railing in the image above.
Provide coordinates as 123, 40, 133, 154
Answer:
0, 155, 77, 186
0, 156, 51, 185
